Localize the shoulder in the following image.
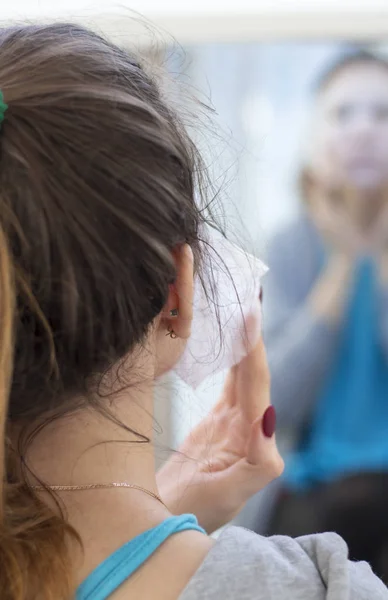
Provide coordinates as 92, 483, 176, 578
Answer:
265, 214, 323, 294
180, 527, 388, 600
266, 213, 319, 262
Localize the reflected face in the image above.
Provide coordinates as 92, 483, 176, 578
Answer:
312, 63, 388, 191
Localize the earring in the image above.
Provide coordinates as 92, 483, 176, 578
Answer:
166, 326, 178, 339
166, 308, 178, 338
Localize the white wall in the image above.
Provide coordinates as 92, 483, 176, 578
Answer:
3, 0, 388, 19
2, 1, 388, 46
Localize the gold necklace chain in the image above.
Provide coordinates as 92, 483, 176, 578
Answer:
32, 482, 167, 508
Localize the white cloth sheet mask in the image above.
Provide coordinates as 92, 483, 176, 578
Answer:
174, 229, 268, 389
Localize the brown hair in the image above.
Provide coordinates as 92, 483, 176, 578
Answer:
0, 23, 213, 599
314, 49, 388, 93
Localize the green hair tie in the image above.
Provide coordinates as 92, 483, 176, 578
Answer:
0, 91, 8, 125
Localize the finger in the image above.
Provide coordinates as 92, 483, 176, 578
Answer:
246, 415, 270, 465
222, 367, 237, 408
234, 337, 270, 422
173, 244, 194, 339
222, 313, 263, 409
216, 423, 284, 501
246, 409, 281, 465
240, 418, 283, 484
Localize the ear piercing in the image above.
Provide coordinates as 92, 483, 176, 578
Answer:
167, 308, 179, 338
166, 326, 178, 339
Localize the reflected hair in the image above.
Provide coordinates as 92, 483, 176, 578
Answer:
314, 48, 388, 93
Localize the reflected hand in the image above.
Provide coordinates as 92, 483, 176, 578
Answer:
368, 203, 388, 284
369, 202, 388, 255
157, 338, 284, 534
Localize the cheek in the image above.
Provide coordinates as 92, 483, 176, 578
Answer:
312, 129, 346, 179
315, 122, 340, 155
323, 128, 346, 156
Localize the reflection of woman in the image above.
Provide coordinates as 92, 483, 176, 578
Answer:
265, 51, 388, 580
4, 24, 387, 600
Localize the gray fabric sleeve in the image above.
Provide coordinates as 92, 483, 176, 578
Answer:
179, 526, 388, 600
297, 532, 388, 600
263, 230, 339, 430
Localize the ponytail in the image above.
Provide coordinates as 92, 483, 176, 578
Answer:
0, 224, 14, 516
0, 226, 79, 599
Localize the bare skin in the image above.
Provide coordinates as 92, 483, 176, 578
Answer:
25, 245, 283, 599
304, 63, 388, 329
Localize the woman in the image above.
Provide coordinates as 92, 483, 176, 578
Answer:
264, 50, 388, 580
0, 25, 385, 600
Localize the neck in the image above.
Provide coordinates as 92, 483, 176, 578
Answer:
20, 380, 176, 586
347, 188, 384, 229
313, 184, 386, 230
23, 381, 158, 497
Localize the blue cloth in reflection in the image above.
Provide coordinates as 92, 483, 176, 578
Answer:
286, 257, 388, 490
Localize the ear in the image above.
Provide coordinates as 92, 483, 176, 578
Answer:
160, 244, 194, 340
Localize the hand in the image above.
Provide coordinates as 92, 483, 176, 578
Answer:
309, 193, 367, 258
157, 337, 284, 534
368, 202, 388, 254
368, 203, 388, 284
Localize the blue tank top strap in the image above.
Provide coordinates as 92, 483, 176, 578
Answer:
76, 514, 205, 600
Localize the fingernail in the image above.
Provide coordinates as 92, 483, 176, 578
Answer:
259, 287, 263, 303
262, 406, 276, 438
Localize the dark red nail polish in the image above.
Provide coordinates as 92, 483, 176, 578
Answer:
259, 287, 263, 303
262, 406, 276, 438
